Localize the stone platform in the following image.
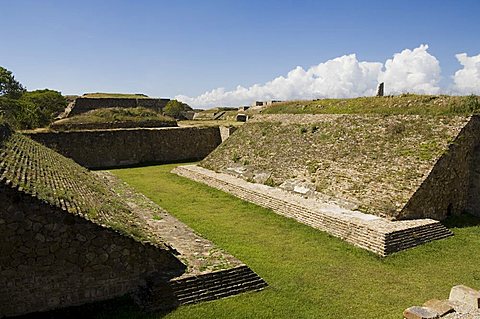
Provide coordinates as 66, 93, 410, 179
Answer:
97, 172, 267, 310
172, 165, 453, 257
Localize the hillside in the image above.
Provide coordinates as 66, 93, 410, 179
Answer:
201, 113, 473, 219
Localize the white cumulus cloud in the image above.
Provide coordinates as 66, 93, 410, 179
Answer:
453, 53, 480, 94
176, 44, 442, 108
380, 44, 441, 95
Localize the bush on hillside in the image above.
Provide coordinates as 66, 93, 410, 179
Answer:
163, 99, 192, 119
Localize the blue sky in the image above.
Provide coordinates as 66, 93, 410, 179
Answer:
1, 0, 480, 107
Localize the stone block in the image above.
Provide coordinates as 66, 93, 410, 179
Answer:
449, 285, 480, 311
423, 299, 454, 316
403, 306, 439, 319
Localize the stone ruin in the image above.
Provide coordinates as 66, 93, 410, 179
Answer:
403, 285, 480, 318
173, 113, 480, 255
0, 122, 266, 317
67, 96, 171, 117
377, 82, 384, 96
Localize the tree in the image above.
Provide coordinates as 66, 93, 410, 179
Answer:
19, 89, 67, 125
163, 99, 191, 119
0, 66, 26, 99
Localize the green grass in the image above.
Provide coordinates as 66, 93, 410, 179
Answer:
106, 163, 480, 319
50, 107, 177, 130
262, 94, 480, 115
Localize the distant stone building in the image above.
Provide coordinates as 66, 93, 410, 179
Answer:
250, 100, 283, 108
68, 97, 171, 116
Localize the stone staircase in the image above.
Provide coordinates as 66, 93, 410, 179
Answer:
171, 265, 267, 305
136, 265, 267, 311
173, 165, 453, 257
213, 111, 226, 120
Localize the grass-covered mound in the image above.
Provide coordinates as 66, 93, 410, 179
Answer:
0, 121, 164, 246
50, 107, 177, 130
201, 113, 470, 219
262, 94, 480, 115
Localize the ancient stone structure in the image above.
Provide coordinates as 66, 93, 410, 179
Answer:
219, 126, 238, 142
69, 97, 170, 116
403, 285, 480, 318
0, 122, 266, 317
173, 165, 452, 256
236, 114, 248, 122
25, 126, 222, 169
250, 100, 282, 108
201, 114, 480, 221
377, 82, 384, 96
0, 123, 185, 317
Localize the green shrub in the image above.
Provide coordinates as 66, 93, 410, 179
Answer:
163, 99, 192, 119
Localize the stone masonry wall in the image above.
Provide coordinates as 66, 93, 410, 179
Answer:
25, 127, 222, 169
69, 98, 170, 116
400, 116, 480, 220
0, 185, 185, 317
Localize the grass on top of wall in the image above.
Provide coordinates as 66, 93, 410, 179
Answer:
50, 107, 177, 130
103, 163, 480, 319
261, 94, 480, 116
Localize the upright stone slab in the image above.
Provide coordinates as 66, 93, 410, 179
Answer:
376, 82, 384, 97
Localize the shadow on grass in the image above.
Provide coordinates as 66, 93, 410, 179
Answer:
441, 212, 480, 229
13, 296, 172, 319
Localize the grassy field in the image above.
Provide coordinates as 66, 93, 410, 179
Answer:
261, 94, 480, 115
105, 163, 480, 319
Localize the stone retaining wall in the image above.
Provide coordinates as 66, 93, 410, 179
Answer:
25, 127, 222, 169
401, 116, 480, 220
0, 185, 185, 317
69, 98, 170, 116
173, 165, 452, 256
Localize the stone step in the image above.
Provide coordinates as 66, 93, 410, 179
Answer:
171, 270, 261, 293
173, 166, 453, 257
177, 281, 268, 305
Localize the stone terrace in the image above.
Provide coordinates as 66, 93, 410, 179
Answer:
201, 114, 478, 220
0, 126, 162, 246
173, 165, 453, 256
0, 122, 266, 315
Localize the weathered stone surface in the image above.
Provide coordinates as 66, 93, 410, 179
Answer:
202, 114, 480, 220
173, 165, 453, 256
403, 306, 439, 319
423, 299, 455, 316
449, 285, 480, 311
69, 97, 170, 116
26, 126, 222, 169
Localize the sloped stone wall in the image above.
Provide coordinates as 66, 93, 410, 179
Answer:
70, 98, 170, 116
401, 116, 480, 220
25, 127, 222, 169
0, 186, 185, 317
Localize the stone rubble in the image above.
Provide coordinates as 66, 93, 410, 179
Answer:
404, 285, 480, 319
